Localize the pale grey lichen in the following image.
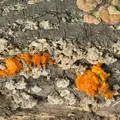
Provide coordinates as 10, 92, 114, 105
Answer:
16, 19, 24, 25
59, 89, 70, 97
113, 84, 120, 91
19, 67, 49, 79
56, 78, 69, 88
58, 89, 77, 105
0, 38, 8, 53
15, 79, 27, 90
52, 38, 117, 69
20, 99, 37, 109
27, 0, 41, 4
28, 39, 52, 54
19, 69, 31, 79
64, 93, 76, 105
86, 47, 103, 64
80, 97, 98, 111
30, 85, 42, 95
52, 38, 86, 70
104, 99, 113, 107
32, 68, 43, 79
22, 20, 38, 31
39, 20, 52, 30
0, 38, 21, 58
32, 68, 49, 79
21, 92, 31, 100
104, 54, 117, 65
5, 80, 15, 90
48, 93, 64, 105
86, 47, 117, 65
54, 77, 77, 105
113, 41, 120, 55
4, 76, 37, 109
5, 76, 26, 90
12, 90, 37, 109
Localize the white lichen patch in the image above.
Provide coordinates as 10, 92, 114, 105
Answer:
55, 84, 77, 105
53, 38, 86, 70
19, 69, 31, 79
58, 88, 77, 105
5, 77, 37, 109
59, 89, 70, 97
113, 84, 120, 91
53, 77, 77, 105
16, 19, 24, 25
104, 99, 113, 107
56, 55, 73, 70
48, 93, 64, 105
15, 79, 27, 89
79, 96, 115, 112
20, 99, 37, 109
0, 38, 9, 53
79, 97, 98, 111
52, 38, 118, 69
13, 92, 24, 104
28, 39, 52, 54
9, 49, 21, 56
39, 20, 52, 29
5, 77, 26, 90
103, 54, 117, 65
64, 93, 76, 105
27, 0, 41, 4
113, 41, 120, 55
5, 80, 15, 90
22, 20, 38, 31
12, 90, 37, 109
86, 47, 103, 64
30, 85, 42, 95
19, 65, 49, 79
56, 78, 69, 88
32, 68, 49, 79
86, 47, 116, 65
32, 68, 43, 79
21, 92, 31, 100
0, 38, 21, 58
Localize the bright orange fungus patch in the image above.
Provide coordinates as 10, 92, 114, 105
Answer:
0, 52, 54, 77
75, 64, 115, 99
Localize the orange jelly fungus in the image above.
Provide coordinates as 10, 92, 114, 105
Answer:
0, 52, 54, 77
75, 64, 115, 99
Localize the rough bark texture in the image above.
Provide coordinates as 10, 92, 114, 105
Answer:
0, 0, 120, 120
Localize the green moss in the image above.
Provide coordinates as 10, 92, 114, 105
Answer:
115, 4, 120, 11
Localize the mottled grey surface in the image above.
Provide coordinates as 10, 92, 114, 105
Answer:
0, 0, 119, 50
0, 0, 120, 120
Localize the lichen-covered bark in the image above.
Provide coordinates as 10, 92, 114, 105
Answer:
0, 0, 120, 120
